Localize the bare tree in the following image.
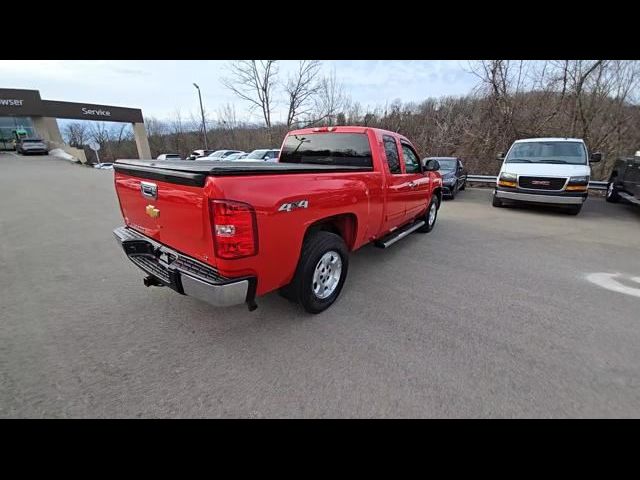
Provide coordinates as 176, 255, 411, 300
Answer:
109, 123, 132, 158
301, 71, 349, 127
90, 122, 111, 146
170, 109, 189, 155
284, 60, 322, 127
63, 122, 89, 148
221, 60, 279, 141
217, 103, 239, 130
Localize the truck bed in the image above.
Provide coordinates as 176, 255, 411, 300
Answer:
114, 159, 373, 186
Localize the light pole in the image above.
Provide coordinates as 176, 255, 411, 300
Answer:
193, 83, 208, 150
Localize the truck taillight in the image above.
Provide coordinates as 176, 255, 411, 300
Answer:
209, 199, 258, 259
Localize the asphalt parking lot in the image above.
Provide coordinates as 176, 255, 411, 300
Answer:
1, 152, 640, 418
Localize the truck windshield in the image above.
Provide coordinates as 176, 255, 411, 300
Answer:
506, 141, 587, 165
279, 133, 372, 167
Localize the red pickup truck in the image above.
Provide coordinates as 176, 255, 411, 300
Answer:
113, 126, 443, 313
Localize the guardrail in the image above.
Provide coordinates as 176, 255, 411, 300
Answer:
466, 175, 607, 191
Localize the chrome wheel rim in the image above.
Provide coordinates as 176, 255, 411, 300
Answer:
312, 251, 342, 299
608, 182, 614, 197
428, 202, 437, 226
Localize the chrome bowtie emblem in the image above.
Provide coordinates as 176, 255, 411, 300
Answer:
145, 205, 160, 218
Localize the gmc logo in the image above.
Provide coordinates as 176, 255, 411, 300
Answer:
531, 180, 551, 186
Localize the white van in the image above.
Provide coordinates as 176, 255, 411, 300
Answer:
492, 138, 601, 215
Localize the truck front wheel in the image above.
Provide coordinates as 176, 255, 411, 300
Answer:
282, 231, 349, 314
416, 196, 440, 233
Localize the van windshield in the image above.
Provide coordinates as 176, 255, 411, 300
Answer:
506, 141, 587, 165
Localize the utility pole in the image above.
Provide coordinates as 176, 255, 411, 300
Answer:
193, 83, 208, 149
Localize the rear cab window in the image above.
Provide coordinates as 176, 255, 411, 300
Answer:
382, 135, 401, 174
279, 132, 373, 168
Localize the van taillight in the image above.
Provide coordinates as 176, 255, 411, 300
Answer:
209, 199, 258, 259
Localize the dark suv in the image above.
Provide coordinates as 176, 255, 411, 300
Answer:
427, 157, 467, 199
606, 153, 640, 206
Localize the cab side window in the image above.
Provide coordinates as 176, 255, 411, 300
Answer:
383, 135, 401, 174
401, 143, 421, 174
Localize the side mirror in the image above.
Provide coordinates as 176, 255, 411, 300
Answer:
424, 159, 440, 171
497, 152, 505, 161
590, 152, 602, 163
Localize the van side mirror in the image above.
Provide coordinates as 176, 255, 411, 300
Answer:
424, 159, 440, 171
497, 152, 505, 161
590, 152, 602, 163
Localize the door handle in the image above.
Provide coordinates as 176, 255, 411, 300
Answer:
408, 181, 417, 188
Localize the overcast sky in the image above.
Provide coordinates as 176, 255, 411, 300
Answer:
0, 60, 478, 123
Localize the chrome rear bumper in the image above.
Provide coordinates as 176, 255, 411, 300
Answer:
113, 226, 254, 308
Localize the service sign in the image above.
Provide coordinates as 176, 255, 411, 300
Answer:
43, 100, 143, 123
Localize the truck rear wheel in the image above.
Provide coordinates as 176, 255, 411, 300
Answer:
281, 231, 349, 314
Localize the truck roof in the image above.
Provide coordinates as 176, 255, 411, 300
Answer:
513, 137, 585, 143
287, 126, 411, 143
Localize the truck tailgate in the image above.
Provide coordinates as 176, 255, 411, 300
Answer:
114, 171, 214, 265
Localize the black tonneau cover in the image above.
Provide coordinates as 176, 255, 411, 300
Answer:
113, 159, 373, 187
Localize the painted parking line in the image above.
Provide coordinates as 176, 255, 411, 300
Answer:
585, 273, 640, 298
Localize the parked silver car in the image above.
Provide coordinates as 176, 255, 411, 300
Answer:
200, 149, 244, 160
156, 153, 182, 161
241, 149, 280, 162
17, 138, 48, 155
186, 149, 215, 160
221, 152, 248, 161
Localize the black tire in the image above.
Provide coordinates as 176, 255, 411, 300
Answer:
492, 195, 503, 207
459, 179, 466, 191
416, 196, 440, 233
281, 231, 349, 314
566, 204, 582, 215
449, 183, 457, 200
606, 177, 620, 203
